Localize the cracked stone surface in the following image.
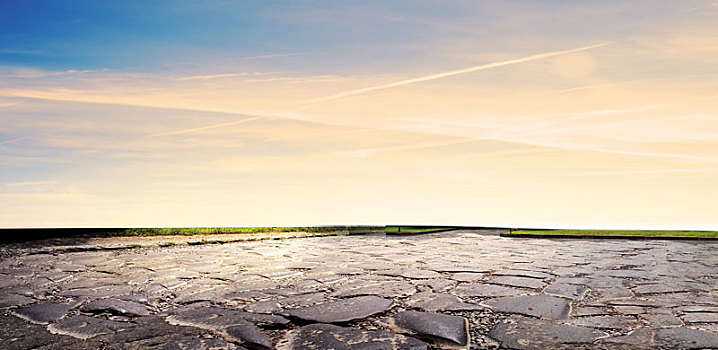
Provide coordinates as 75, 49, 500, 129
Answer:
1, 229, 717, 349
483, 295, 570, 320
489, 317, 607, 350
81, 298, 151, 316
280, 323, 427, 349
655, 327, 718, 349
47, 315, 133, 339
285, 295, 392, 323
387, 310, 470, 347
12, 299, 83, 324
488, 276, 546, 290
223, 320, 273, 349
405, 291, 481, 312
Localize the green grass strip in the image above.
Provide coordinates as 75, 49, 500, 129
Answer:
109, 226, 382, 237
511, 230, 718, 238
385, 226, 454, 233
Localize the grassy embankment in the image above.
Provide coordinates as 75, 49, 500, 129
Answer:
108, 226, 382, 237
385, 226, 455, 234
510, 230, 718, 238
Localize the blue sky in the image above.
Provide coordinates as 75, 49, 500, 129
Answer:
1, 1, 717, 228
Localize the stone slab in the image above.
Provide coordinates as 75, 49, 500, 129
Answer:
286, 296, 392, 323
81, 298, 151, 316
453, 283, 527, 297
389, 310, 469, 347
489, 317, 606, 350
280, 323, 427, 350
483, 295, 570, 320
12, 299, 83, 324
488, 276, 545, 290
405, 292, 481, 312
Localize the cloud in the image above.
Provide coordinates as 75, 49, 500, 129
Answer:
148, 116, 268, 137
176, 71, 279, 81
302, 42, 613, 105
678, 2, 718, 13
587, 167, 718, 175
335, 139, 476, 158
0, 68, 100, 79
176, 72, 252, 81
5, 181, 59, 187
0, 136, 28, 146
236, 52, 306, 60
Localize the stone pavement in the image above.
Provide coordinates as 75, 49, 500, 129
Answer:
1, 229, 717, 349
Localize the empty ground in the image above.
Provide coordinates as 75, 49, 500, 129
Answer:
1, 229, 717, 349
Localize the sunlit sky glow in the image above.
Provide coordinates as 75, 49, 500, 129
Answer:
1, 1, 717, 228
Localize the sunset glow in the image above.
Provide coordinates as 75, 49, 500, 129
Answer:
1, 1, 717, 228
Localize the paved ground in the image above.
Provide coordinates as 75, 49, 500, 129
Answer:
1, 229, 717, 349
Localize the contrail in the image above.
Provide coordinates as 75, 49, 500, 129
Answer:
149, 116, 267, 137
0, 136, 28, 146
303, 42, 613, 105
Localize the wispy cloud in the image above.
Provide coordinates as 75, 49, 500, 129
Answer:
148, 116, 268, 137
678, 2, 718, 13
236, 52, 306, 60
335, 139, 476, 158
5, 181, 59, 187
0, 136, 28, 146
583, 167, 718, 175
175, 71, 279, 81
0, 69, 100, 79
303, 42, 613, 105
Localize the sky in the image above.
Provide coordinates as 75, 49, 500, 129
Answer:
1, 0, 717, 229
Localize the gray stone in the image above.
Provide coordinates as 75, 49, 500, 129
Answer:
494, 270, 551, 279
483, 295, 570, 320
601, 327, 655, 349
415, 278, 454, 292
0, 293, 35, 308
389, 310, 469, 347
167, 306, 289, 330
11, 299, 83, 324
642, 314, 683, 326
332, 280, 415, 298
405, 292, 481, 312
286, 296, 392, 323
568, 315, 639, 330
379, 268, 440, 279
681, 312, 718, 323
60, 285, 135, 298
605, 270, 655, 279
606, 299, 666, 307
655, 327, 718, 349
543, 283, 587, 299
48, 315, 133, 339
0, 314, 68, 350
489, 317, 607, 350
81, 298, 151, 316
454, 283, 527, 297
281, 323, 427, 350
634, 283, 691, 295
163, 336, 245, 350
612, 305, 646, 315
683, 305, 718, 312
489, 276, 545, 290
243, 292, 326, 313
224, 320, 273, 349
427, 265, 489, 273
591, 286, 633, 299
572, 307, 610, 317
449, 273, 483, 282
97, 315, 204, 347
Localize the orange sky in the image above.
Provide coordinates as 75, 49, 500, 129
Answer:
1, 1, 717, 228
